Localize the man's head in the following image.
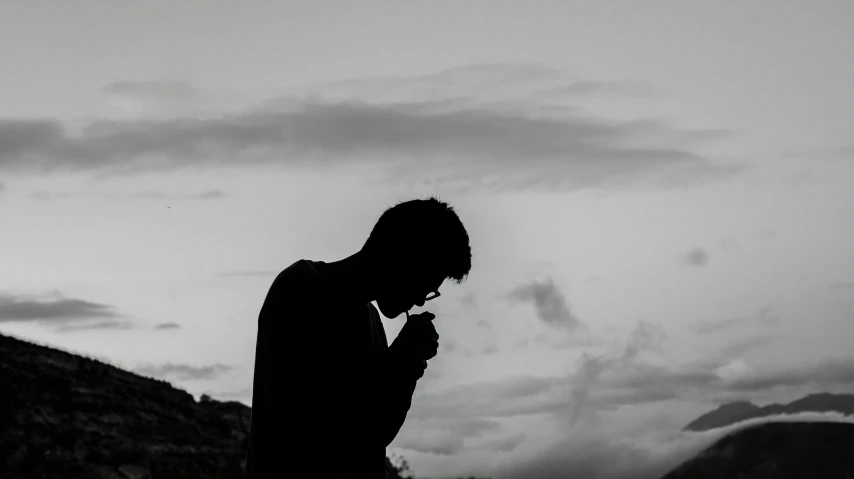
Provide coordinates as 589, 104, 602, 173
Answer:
361, 196, 472, 319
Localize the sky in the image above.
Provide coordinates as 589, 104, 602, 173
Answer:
1, 1, 853, 477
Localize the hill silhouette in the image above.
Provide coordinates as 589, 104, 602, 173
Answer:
661, 421, 854, 478
9, 329, 853, 479
656, 393, 854, 478
0, 330, 410, 479
684, 393, 854, 432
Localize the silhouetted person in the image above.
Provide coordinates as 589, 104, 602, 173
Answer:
244, 197, 472, 479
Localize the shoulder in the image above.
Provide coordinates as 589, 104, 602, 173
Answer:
264, 260, 323, 307
272, 259, 320, 287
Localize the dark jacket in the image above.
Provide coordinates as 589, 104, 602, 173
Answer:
244, 260, 419, 478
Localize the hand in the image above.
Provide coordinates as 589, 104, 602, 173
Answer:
398, 311, 439, 361
388, 311, 439, 380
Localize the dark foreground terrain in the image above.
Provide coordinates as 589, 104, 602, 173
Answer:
0, 331, 410, 479
660, 421, 854, 479
10, 328, 850, 479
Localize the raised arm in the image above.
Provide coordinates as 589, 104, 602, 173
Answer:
381, 312, 436, 447
381, 349, 422, 447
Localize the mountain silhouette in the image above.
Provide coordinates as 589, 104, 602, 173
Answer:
661, 421, 854, 478
657, 393, 854, 478
0, 331, 408, 478
684, 393, 854, 432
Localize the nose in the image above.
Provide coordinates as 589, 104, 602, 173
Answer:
414, 297, 425, 308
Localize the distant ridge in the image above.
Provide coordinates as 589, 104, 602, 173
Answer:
661, 393, 854, 478
684, 393, 854, 432
661, 421, 854, 478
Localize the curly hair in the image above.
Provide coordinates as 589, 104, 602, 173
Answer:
362, 196, 472, 283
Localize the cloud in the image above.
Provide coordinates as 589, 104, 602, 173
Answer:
547, 79, 659, 98
499, 411, 854, 479
531, 330, 604, 350
473, 433, 526, 453
394, 418, 506, 455
410, 375, 566, 420
310, 63, 662, 104
608, 337, 854, 404
129, 189, 229, 200
719, 356, 854, 393
757, 305, 779, 324
215, 269, 277, 279
0, 119, 62, 160
505, 277, 583, 329
411, 322, 668, 422
0, 64, 743, 193
718, 238, 742, 252
0, 181, 5, 196
29, 189, 228, 201
0, 291, 119, 324
713, 358, 755, 383
104, 80, 200, 103
405, 321, 854, 478
439, 336, 459, 354
565, 321, 668, 424
829, 281, 854, 291
691, 317, 745, 334
54, 319, 135, 333
28, 191, 76, 201
684, 248, 709, 267
716, 334, 780, 361
460, 292, 478, 309
783, 145, 854, 160
133, 362, 233, 381
501, 423, 703, 479
410, 327, 844, 428
154, 322, 181, 330
101, 80, 247, 118
692, 307, 779, 336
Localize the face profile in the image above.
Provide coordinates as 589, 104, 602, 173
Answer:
378, 289, 442, 319
376, 269, 445, 319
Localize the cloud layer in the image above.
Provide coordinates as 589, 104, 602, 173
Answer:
396, 312, 854, 478
505, 277, 583, 330
0, 291, 116, 322
501, 412, 854, 479
1, 64, 744, 192
153, 322, 181, 330
29, 189, 229, 201
0, 291, 134, 331
684, 248, 710, 267
133, 362, 234, 381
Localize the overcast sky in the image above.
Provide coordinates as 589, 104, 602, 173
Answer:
1, 1, 853, 478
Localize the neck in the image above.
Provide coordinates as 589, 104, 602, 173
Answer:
322, 249, 378, 304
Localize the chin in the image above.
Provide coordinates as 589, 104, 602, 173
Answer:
377, 300, 406, 319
